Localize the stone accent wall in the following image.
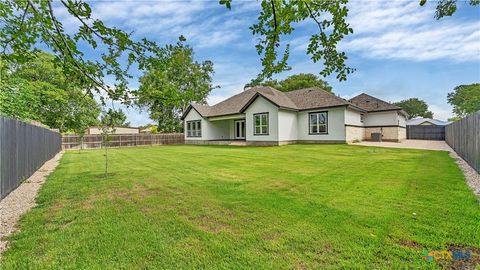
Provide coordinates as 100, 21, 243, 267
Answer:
398, 127, 406, 141
364, 127, 402, 142
345, 126, 365, 142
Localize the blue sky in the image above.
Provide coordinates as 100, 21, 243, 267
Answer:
57, 0, 480, 125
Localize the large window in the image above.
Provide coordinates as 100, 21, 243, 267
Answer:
254, 113, 269, 135
186, 120, 201, 137
309, 111, 328, 134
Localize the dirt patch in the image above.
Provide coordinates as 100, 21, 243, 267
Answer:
94, 172, 118, 179
0, 151, 64, 256
435, 244, 480, 270
397, 239, 426, 249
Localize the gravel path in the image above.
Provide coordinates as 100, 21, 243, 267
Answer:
354, 140, 480, 200
0, 151, 64, 256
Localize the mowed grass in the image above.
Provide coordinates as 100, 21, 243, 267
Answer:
1, 144, 479, 269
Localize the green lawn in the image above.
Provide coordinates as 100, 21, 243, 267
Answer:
1, 145, 479, 269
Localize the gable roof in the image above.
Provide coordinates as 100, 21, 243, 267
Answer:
406, 118, 451, 126
182, 87, 401, 120
348, 93, 401, 112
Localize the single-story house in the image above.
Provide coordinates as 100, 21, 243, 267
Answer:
406, 118, 451, 126
85, 126, 139, 135
181, 87, 407, 146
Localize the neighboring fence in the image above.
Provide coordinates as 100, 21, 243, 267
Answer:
62, 133, 184, 149
445, 112, 480, 173
0, 117, 61, 199
406, 125, 445, 140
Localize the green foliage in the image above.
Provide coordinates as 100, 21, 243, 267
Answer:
393, 98, 433, 119
1, 145, 478, 268
136, 42, 215, 133
447, 116, 462, 122
100, 108, 129, 128
248, 0, 354, 82
0, 0, 164, 103
246, 73, 333, 92
447, 83, 480, 117
1, 0, 477, 99
0, 52, 100, 132
420, 0, 479, 19
0, 77, 38, 120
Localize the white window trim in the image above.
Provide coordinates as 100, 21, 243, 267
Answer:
186, 120, 201, 137
253, 112, 269, 136
309, 111, 328, 135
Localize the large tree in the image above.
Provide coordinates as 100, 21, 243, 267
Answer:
246, 73, 333, 92
394, 98, 433, 119
0, 52, 100, 132
447, 83, 480, 117
100, 108, 129, 127
136, 42, 215, 133
1, 0, 475, 103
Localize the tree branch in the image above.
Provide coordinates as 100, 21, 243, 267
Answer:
305, 3, 324, 34
41, 0, 113, 96
59, 0, 149, 53
2, 2, 30, 54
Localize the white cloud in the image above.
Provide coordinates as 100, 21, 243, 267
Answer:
339, 0, 480, 62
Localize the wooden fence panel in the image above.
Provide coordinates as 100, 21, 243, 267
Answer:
61, 133, 184, 149
0, 117, 61, 199
445, 111, 480, 173
406, 125, 445, 140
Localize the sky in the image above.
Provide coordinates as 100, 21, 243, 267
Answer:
57, 0, 480, 125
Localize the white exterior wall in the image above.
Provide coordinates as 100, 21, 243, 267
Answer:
245, 97, 279, 141
184, 108, 206, 141
397, 113, 406, 127
184, 109, 233, 140
297, 107, 346, 141
363, 111, 398, 126
278, 110, 298, 141
345, 109, 364, 126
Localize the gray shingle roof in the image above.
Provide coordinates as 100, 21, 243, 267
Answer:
348, 93, 401, 112
183, 87, 401, 119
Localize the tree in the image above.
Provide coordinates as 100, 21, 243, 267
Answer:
1, 0, 476, 102
447, 84, 480, 117
0, 52, 100, 132
420, 0, 479, 19
394, 98, 434, 119
245, 73, 333, 92
100, 108, 129, 127
136, 42, 215, 133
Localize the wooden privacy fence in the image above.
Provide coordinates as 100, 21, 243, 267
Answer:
406, 125, 445, 140
0, 117, 61, 199
62, 133, 184, 149
445, 111, 480, 173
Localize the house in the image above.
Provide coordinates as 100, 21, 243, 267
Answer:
85, 126, 139, 135
406, 118, 451, 126
181, 87, 407, 146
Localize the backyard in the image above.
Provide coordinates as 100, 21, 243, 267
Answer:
1, 144, 479, 269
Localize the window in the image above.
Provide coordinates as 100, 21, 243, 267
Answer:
254, 113, 269, 135
360, 114, 364, 123
309, 111, 328, 134
186, 120, 201, 137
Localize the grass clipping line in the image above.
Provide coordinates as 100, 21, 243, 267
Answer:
0, 151, 64, 256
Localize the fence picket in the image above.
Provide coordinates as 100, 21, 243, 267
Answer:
0, 117, 61, 199
445, 112, 480, 173
61, 133, 184, 149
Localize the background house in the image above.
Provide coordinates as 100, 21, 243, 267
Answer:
406, 118, 451, 126
85, 126, 139, 135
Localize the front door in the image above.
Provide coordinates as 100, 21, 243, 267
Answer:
234, 120, 246, 139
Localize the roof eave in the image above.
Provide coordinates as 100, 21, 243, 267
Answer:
181, 104, 205, 120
